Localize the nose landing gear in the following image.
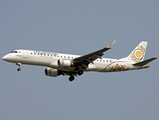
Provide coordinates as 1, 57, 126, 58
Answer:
16, 63, 21, 71
17, 68, 21, 71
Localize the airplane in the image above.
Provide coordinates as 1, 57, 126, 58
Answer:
2, 41, 157, 81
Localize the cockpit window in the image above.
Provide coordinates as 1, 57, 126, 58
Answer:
10, 51, 18, 53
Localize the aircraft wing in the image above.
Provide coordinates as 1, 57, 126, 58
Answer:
73, 41, 116, 65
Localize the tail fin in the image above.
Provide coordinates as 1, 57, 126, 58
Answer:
128, 41, 148, 62
120, 41, 148, 63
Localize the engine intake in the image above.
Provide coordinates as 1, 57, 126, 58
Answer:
45, 68, 59, 77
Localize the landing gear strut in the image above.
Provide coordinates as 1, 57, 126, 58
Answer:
16, 63, 21, 71
69, 76, 75, 82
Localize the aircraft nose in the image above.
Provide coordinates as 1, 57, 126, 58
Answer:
2, 55, 8, 61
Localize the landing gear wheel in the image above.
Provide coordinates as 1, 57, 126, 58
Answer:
69, 76, 75, 82
17, 68, 21, 71
77, 70, 83, 76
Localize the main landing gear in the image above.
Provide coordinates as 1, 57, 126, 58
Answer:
68, 70, 83, 82
69, 76, 75, 82
77, 70, 83, 76
16, 63, 21, 71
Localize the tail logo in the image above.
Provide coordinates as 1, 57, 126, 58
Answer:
134, 49, 144, 60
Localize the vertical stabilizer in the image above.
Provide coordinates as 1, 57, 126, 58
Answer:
120, 41, 148, 63
128, 41, 147, 62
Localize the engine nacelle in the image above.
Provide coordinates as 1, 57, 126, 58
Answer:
45, 68, 59, 77
58, 59, 72, 67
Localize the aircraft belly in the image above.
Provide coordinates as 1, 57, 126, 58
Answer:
86, 64, 97, 71
86, 63, 105, 72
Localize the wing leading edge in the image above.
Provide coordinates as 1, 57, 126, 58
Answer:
73, 41, 116, 66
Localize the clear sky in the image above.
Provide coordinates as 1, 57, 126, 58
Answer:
0, 0, 159, 120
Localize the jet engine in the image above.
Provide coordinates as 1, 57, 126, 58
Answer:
58, 59, 73, 67
45, 68, 59, 77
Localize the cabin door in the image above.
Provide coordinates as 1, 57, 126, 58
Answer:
23, 50, 28, 58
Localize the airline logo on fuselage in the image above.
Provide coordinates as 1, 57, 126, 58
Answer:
34, 51, 58, 56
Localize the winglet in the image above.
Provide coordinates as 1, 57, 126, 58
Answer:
109, 40, 116, 48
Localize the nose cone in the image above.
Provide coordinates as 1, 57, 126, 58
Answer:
2, 55, 8, 61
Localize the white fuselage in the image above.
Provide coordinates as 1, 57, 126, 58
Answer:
2, 41, 156, 81
2, 49, 141, 73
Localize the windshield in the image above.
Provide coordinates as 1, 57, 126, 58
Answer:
10, 51, 18, 53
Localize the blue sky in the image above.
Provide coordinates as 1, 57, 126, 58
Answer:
0, 1, 159, 120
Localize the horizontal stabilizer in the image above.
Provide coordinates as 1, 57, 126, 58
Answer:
133, 57, 157, 66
